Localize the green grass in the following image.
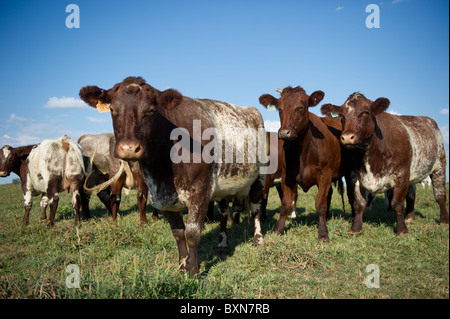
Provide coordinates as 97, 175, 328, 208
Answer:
0, 182, 448, 299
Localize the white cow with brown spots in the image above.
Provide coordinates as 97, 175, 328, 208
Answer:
0, 135, 88, 226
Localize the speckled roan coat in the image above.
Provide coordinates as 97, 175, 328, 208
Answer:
80, 77, 265, 276
321, 93, 449, 235
78, 132, 157, 224
0, 135, 87, 226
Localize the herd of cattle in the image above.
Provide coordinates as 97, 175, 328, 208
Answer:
0, 76, 448, 276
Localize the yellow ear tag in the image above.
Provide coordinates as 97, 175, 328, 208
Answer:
96, 102, 111, 113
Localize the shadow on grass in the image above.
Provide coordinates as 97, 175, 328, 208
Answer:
278, 196, 426, 235
56, 202, 158, 222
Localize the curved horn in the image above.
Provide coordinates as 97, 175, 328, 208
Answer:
84, 160, 125, 197
276, 88, 283, 94
83, 140, 125, 197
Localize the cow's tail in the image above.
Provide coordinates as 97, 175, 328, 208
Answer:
83, 141, 125, 197
61, 136, 71, 193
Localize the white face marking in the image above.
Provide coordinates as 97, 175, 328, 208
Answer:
2, 147, 11, 160
344, 100, 354, 114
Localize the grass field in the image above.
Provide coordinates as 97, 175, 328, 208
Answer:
0, 182, 448, 299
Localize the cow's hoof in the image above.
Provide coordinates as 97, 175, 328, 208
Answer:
253, 235, 264, 246
405, 217, 415, 223
217, 246, 228, 255
347, 230, 360, 237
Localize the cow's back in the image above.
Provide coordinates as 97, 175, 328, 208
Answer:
195, 99, 264, 200
160, 97, 264, 202
27, 136, 84, 193
78, 133, 112, 175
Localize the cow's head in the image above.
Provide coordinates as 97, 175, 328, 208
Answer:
0, 146, 14, 177
79, 77, 183, 160
321, 93, 390, 148
259, 86, 324, 140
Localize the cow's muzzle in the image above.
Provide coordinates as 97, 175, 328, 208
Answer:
278, 129, 296, 141
0, 171, 10, 177
115, 140, 144, 160
340, 132, 358, 145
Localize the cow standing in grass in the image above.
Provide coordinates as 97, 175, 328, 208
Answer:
0, 135, 87, 226
259, 86, 348, 241
80, 76, 266, 276
78, 133, 158, 224
321, 93, 449, 234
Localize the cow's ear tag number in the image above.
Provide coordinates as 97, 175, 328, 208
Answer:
96, 102, 111, 113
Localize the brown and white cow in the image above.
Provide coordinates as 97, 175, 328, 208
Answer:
259, 86, 348, 241
78, 133, 157, 224
79, 76, 266, 276
321, 92, 449, 234
0, 136, 87, 226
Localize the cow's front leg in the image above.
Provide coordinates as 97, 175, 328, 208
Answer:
22, 190, 33, 225
135, 172, 148, 225
316, 178, 332, 241
185, 197, 209, 277
163, 211, 188, 271
349, 181, 366, 235
276, 182, 296, 235
391, 186, 409, 235
110, 177, 125, 223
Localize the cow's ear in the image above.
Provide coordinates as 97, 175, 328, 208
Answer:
308, 90, 325, 107
372, 97, 390, 115
321, 103, 341, 118
79, 86, 110, 107
157, 89, 183, 110
259, 94, 279, 109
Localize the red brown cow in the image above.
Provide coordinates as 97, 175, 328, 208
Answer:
0, 136, 88, 226
259, 86, 347, 241
79, 76, 266, 276
78, 133, 157, 225
321, 93, 449, 234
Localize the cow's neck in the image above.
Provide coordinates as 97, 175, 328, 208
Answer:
294, 122, 310, 149
353, 120, 385, 178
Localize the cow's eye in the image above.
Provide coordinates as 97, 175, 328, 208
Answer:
360, 112, 370, 119
110, 105, 118, 116
143, 108, 155, 118
295, 106, 305, 113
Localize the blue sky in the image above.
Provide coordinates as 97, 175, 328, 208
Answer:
0, 0, 449, 183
